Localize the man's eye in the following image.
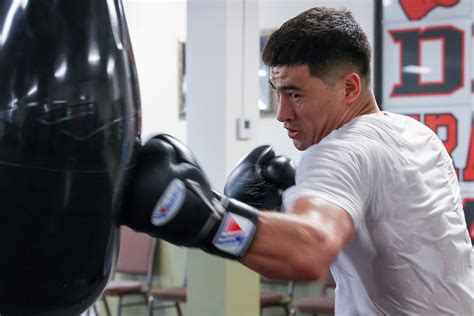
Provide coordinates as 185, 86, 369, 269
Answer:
290, 93, 300, 99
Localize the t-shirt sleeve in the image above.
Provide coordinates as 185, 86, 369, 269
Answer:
284, 140, 372, 230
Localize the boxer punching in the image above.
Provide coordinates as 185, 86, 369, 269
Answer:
1, 2, 472, 315
124, 6, 473, 316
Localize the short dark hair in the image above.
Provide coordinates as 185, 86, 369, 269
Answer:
262, 7, 372, 85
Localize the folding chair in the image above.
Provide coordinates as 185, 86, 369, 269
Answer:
290, 272, 336, 316
147, 285, 187, 316
147, 276, 295, 316
101, 226, 157, 316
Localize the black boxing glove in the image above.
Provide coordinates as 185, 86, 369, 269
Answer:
123, 134, 259, 259
224, 145, 295, 210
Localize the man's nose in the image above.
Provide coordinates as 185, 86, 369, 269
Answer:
276, 96, 294, 122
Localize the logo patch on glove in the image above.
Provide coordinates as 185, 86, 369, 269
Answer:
213, 212, 256, 257
151, 178, 186, 226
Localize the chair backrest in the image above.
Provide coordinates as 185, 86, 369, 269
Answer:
115, 226, 157, 285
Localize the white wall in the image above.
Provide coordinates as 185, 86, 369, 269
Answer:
123, 0, 187, 143
123, 0, 374, 166
123, 0, 188, 289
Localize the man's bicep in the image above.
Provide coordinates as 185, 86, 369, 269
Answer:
291, 195, 356, 249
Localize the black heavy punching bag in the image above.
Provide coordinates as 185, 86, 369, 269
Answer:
0, 0, 141, 314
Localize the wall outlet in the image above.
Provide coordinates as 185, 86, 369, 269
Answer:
236, 117, 251, 140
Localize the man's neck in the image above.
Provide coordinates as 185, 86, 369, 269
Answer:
339, 90, 380, 128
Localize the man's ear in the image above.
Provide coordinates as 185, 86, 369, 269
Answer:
342, 72, 361, 104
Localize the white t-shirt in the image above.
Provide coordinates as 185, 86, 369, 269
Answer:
283, 112, 474, 315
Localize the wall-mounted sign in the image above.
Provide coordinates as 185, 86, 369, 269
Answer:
382, 0, 474, 241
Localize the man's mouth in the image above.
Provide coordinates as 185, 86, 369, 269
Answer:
286, 127, 299, 139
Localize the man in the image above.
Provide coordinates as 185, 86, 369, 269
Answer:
125, 7, 473, 315
242, 6, 473, 315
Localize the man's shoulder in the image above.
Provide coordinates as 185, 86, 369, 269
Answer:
301, 132, 373, 170
303, 113, 400, 165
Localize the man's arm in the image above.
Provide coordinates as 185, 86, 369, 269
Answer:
241, 196, 355, 280
124, 138, 355, 276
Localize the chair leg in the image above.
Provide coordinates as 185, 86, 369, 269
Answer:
289, 307, 296, 316
147, 296, 155, 316
102, 297, 111, 316
176, 302, 183, 316
92, 303, 99, 316
117, 296, 122, 316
